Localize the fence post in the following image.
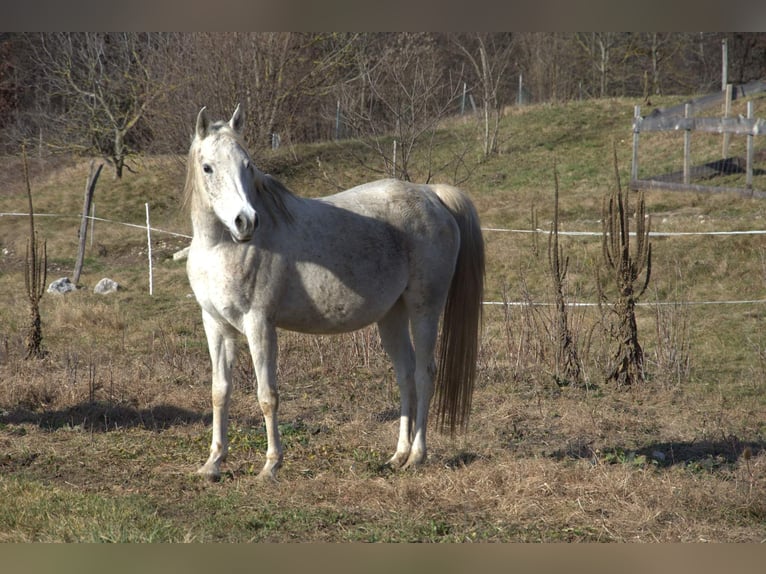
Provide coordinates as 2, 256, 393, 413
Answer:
72, 161, 103, 286
683, 104, 691, 185
145, 203, 153, 296
722, 83, 732, 158
90, 202, 95, 248
746, 101, 754, 190
392, 140, 397, 178
335, 100, 341, 139
631, 105, 641, 185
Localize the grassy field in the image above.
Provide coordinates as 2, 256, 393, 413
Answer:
0, 97, 765, 542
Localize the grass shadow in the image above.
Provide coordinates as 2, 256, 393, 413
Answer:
549, 437, 765, 469
635, 438, 765, 468
444, 451, 482, 469
1, 400, 204, 432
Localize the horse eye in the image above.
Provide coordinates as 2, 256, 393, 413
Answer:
202, 164, 213, 174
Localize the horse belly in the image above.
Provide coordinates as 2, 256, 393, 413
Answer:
276, 262, 406, 334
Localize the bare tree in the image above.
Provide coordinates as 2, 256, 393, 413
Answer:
4, 32, 765, 158
0, 34, 17, 135
575, 33, 630, 98
336, 33, 462, 182
725, 32, 766, 84
645, 33, 670, 98
512, 33, 571, 102
633, 33, 701, 101
170, 33, 353, 156
26, 33, 175, 177
188, 33, 297, 151
451, 33, 514, 158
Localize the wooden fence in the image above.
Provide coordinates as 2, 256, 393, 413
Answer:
630, 79, 766, 198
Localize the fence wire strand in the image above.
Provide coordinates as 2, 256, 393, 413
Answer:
3, 212, 765, 306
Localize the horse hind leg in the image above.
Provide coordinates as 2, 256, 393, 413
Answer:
401, 312, 439, 469
377, 301, 416, 469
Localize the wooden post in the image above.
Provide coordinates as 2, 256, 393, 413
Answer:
722, 83, 732, 158
392, 139, 397, 178
746, 101, 754, 190
721, 38, 728, 92
72, 161, 103, 286
146, 203, 153, 296
90, 202, 95, 248
683, 104, 691, 185
335, 100, 341, 139
631, 105, 641, 184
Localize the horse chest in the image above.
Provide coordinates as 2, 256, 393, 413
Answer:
187, 245, 253, 329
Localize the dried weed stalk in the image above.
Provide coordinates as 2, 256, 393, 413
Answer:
499, 204, 552, 386
22, 145, 47, 360
548, 164, 582, 386
599, 148, 651, 387
652, 288, 692, 389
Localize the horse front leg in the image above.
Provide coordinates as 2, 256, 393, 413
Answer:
245, 317, 283, 482
198, 312, 237, 481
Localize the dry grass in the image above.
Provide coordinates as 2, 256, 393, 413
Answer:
0, 97, 765, 542
1, 319, 763, 542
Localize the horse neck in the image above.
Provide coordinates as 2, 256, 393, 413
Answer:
190, 192, 227, 246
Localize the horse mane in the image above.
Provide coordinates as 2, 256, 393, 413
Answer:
181, 141, 199, 214
253, 171, 296, 226
182, 121, 296, 226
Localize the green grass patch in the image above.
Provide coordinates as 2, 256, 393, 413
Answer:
0, 477, 182, 542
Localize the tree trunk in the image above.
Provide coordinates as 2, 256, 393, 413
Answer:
72, 161, 103, 285
113, 128, 125, 179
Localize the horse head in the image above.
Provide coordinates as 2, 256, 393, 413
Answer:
191, 104, 259, 243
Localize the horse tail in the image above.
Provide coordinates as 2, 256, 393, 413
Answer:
431, 185, 485, 436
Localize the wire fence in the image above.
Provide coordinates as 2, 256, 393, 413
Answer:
2, 211, 765, 306
0, 211, 193, 239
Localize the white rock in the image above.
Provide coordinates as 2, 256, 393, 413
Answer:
173, 246, 190, 261
94, 278, 120, 295
47, 277, 76, 294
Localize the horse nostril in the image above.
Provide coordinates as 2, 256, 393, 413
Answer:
233, 212, 256, 241
234, 214, 251, 236
253, 212, 260, 230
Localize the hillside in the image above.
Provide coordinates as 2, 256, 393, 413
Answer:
0, 97, 764, 542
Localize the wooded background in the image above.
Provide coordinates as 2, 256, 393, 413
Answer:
1, 33, 764, 177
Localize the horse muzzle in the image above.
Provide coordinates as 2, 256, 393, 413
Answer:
230, 209, 259, 243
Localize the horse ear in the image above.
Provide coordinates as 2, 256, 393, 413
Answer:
196, 107, 209, 138
230, 103, 245, 134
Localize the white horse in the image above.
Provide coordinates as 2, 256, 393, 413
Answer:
184, 105, 485, 481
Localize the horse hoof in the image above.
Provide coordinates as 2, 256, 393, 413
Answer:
256, 469, 279, 484
401, 451, 426, 471
385, 452, 409, 470
196, 466, 221, 482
